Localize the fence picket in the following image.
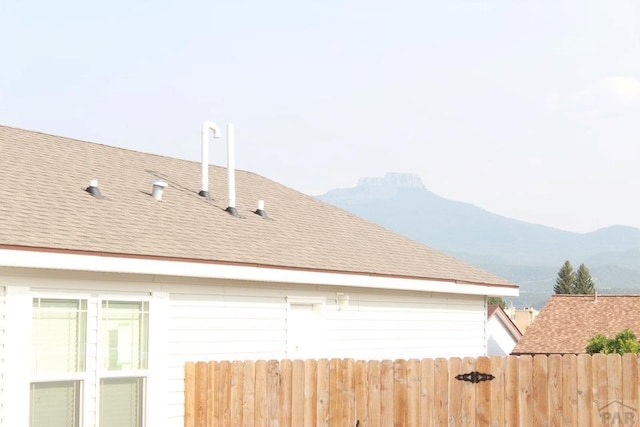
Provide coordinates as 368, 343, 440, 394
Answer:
291, 360, 305, 427
367, 360, 381, 427
448, 357, 463, 426
576, 354, 592, 426
184, 362, 195, 427
433, 358, 449, 427
517, 355, 533, 426
316, 359, 330, 427
405, 359, 420, 427
304, 359, 318, 427
393, 359, 407, 427
254, 360, 267, 427
354, 360, 368, 426
547, 354, 563, 427
419, 358, 435, 427
475, 356, 492, 427
621, 354, 638, 416
380, 360, 394, 426
488, 356, 505, 427
266, 360, 280, 427
532, 354, 549, 426
242, 361, 255, 426
279, 359, 293, 427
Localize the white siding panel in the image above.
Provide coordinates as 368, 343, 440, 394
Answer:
165, 285, 486, 426
0, 286, 5, 426
487, 315, 519, 356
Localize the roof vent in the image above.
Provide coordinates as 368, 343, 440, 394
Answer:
85, 179, 103, 198
225, 123, 239, 217
200, 121, 222, 199
255, 200, 268, 218
151, 179, 168, 201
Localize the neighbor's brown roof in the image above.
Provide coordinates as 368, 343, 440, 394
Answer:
512, 294, 640, 354
0, 125, 515, 287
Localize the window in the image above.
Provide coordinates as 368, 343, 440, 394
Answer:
30, 298, 86, 427
99, 301, 148, 427
30, 297, 149, 427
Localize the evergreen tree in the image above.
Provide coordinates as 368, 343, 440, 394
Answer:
554, 260, 576, 294
574, 263, 595, 294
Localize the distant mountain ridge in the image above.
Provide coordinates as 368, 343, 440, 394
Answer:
318, 173, 640, 308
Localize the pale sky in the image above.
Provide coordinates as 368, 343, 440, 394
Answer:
2, 1, 640, 233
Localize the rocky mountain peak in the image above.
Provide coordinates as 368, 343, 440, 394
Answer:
357, 172, 425, 189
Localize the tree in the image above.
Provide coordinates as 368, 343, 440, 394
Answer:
553, 260, 596, 294
574, 263, 595, 294
488, 296, 506, 309
586, 329, 640, 354
554, 260, 576, 294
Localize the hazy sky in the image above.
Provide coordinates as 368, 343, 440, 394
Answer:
2, 1, 640, 233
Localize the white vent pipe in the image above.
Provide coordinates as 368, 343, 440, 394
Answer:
227, 123, 236, 210
200, 121, 221, 198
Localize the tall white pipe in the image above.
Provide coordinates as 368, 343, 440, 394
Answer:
227, 123, 236, 209
200, 121, 221, 197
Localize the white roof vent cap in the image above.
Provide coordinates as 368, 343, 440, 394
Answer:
151, 179, 168, 201
255, 199, 268, 218
86, 178, 103, 198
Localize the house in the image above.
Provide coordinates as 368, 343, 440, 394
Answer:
512, 294, 640, 355
0, 123, 518, 426
504, 306, 539, 334
486, 305, 522, 356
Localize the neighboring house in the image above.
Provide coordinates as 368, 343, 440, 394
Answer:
0, 124, 518, 427
504, 306, 540, 334
486, 305, 522, 356
512, 294, 640, 355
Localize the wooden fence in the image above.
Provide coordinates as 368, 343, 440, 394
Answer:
185, 354, 640, 426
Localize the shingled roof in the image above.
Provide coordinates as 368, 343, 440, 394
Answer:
0, 124, 515, 288
512, 294, 640, 354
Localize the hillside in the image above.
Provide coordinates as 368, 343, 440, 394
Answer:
318, 173, 640, 308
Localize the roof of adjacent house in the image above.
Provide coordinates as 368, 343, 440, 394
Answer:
488, 305, 522, 339
512, 294, 640, 354
0, 124, 516, 288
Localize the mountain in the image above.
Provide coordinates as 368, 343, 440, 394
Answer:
317, 173, 640, 308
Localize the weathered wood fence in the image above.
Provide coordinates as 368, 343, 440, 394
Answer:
185, 354, 640, 426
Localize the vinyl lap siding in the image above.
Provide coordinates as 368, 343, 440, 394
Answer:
323, 293, 486, 359
0, 287, 5, 426
166, 292, 287, 423
165, 287, 485, 426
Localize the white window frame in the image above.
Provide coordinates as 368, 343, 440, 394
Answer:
29, 292, 151, 427
96, 296, 150, 427
30, 292, 91, 427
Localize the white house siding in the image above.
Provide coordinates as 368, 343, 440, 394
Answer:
0, 268, 488, 427
0, 286, 5, 426
164, 280, 486, 426
486, 315, 518, 356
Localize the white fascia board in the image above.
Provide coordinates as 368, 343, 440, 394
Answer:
0, 249, 519, 297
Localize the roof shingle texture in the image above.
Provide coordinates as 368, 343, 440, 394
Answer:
512, 294, 640, 354
0, 125, 515, 287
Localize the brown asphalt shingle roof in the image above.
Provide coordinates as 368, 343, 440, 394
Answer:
0, 125, 515, 288
512, 294, 640, 354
